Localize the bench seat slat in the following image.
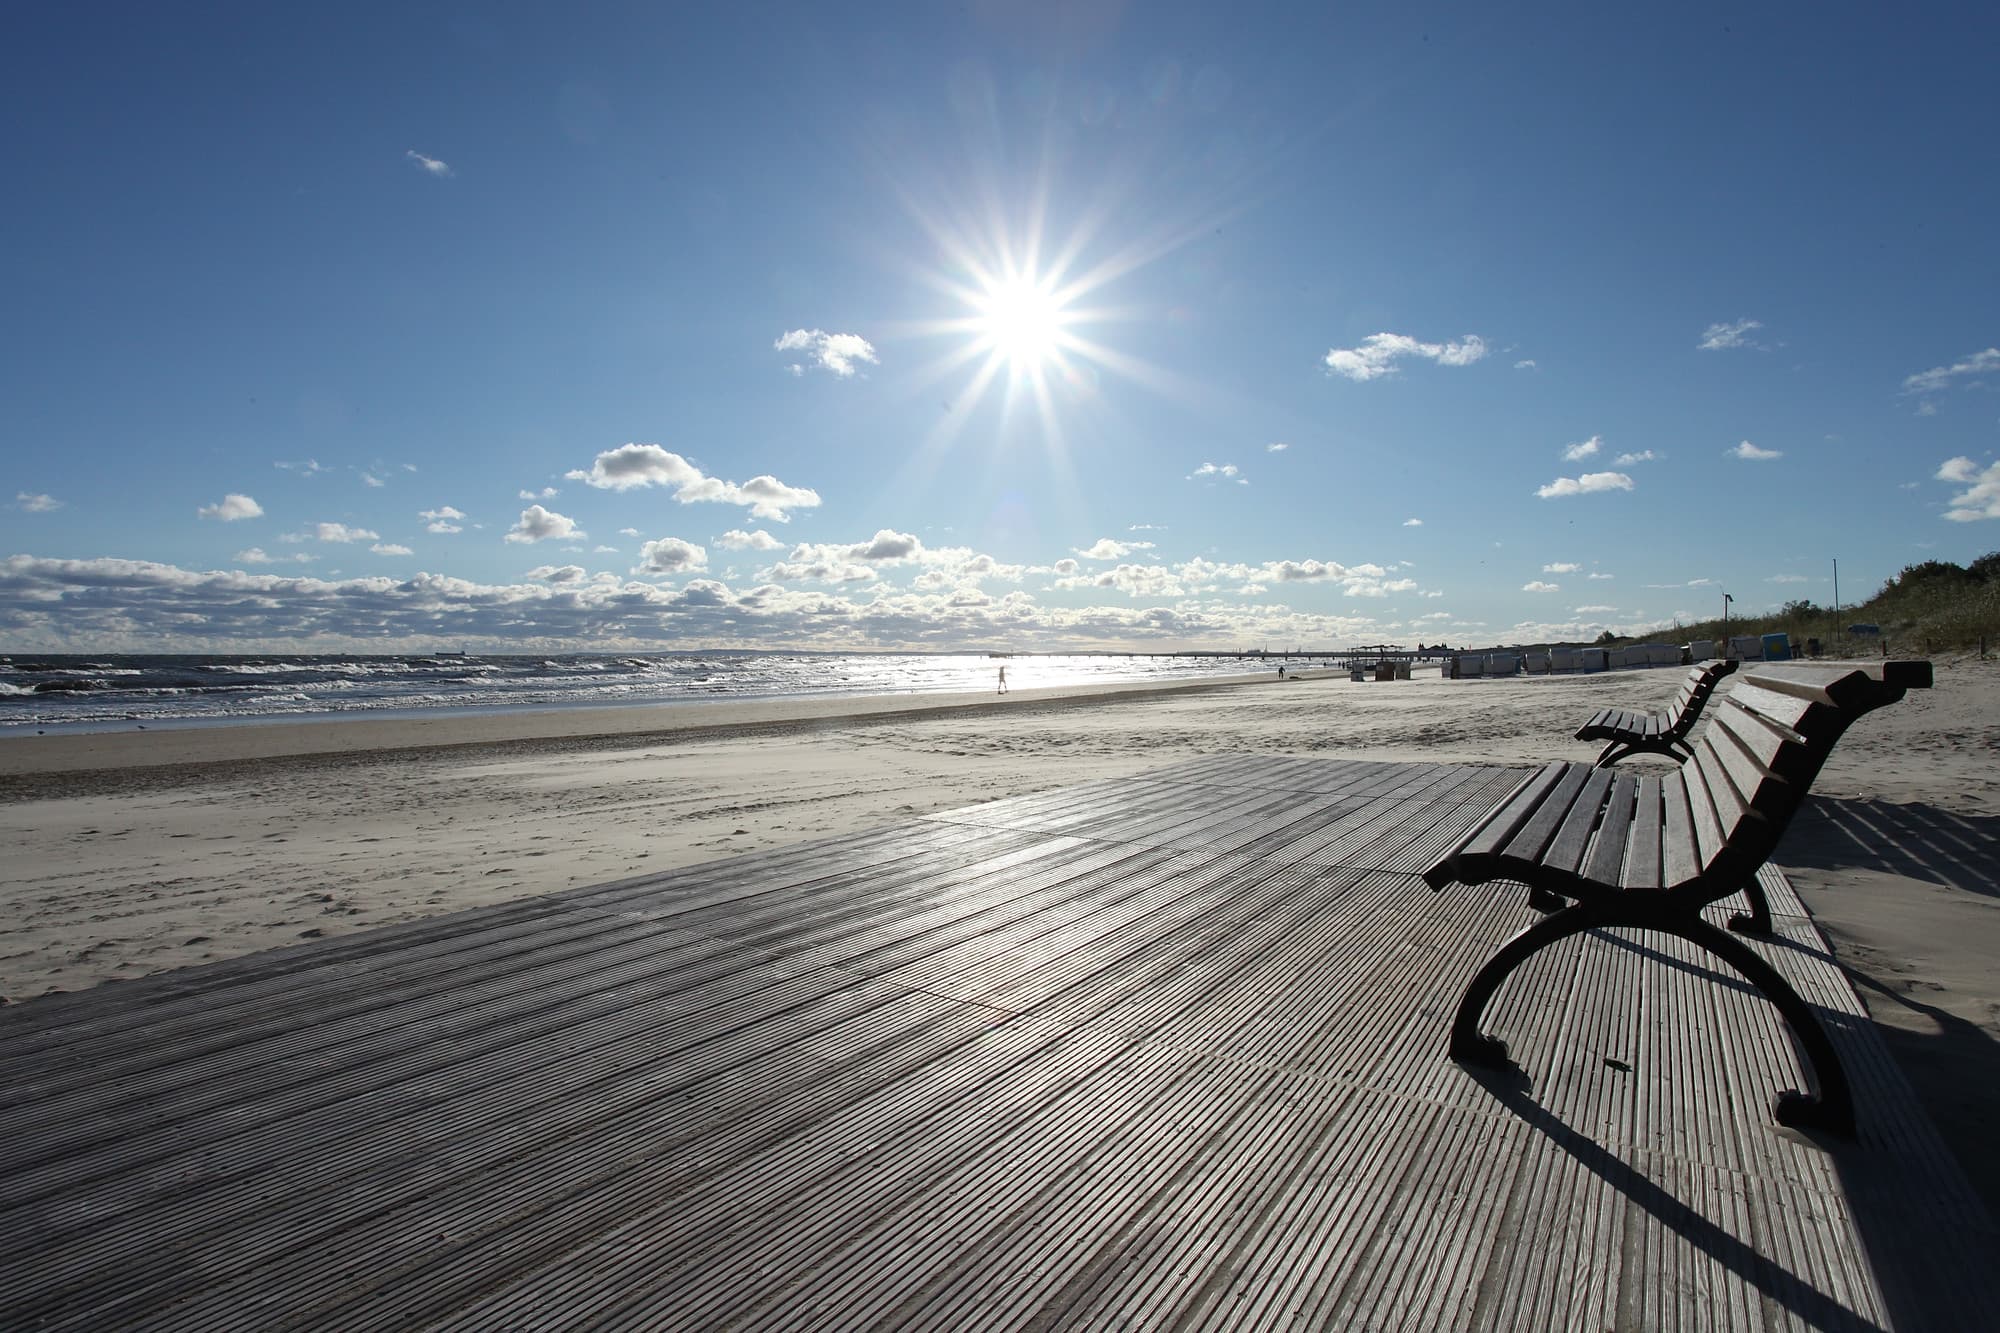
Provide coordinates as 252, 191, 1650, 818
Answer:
1688, 740, 1746, 868
1660, 773, 1700, 886
1457, 762, 1569, 862
1500, 762, 1596, 863
1544, 767, 1615, 875
1622, 774, 1664, 889
1582, 771, 1640, 886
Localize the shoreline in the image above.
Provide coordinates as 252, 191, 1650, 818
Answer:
0, 669, 1300, 782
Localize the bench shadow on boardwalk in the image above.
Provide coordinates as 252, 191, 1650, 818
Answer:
2, 756, 1995, 1329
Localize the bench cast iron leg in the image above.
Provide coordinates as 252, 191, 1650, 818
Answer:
1450, 907, 1856, 1137
1727, 877, 1774, 936
1594, 741, 1625, 768
1679, 917, 1855, 1136
1449, 906, 1606, 1069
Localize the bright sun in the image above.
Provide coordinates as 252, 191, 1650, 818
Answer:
974, 273, 1067, 370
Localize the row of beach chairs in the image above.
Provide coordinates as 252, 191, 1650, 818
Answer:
1423, 658, 1932, 1137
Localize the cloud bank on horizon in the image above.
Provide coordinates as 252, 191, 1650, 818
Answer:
3, 6, 1996, 652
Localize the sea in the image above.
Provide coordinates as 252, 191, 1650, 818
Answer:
0, 652, 1286, 736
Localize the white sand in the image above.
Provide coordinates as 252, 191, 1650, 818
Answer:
4, 657, 1998, 1197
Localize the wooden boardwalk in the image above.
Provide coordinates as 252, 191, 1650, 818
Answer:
3, 755, 1993, 1330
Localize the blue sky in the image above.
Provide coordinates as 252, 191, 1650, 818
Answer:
5, 2, 1997, 652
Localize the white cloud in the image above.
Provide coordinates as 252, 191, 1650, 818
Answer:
618, 527, 640, 537
406, 149, 452, 178
311, 522, 379, 543
233, 548, 313, 565
15, 492, 63, 512
526, 565, 589, 584
1542, 562, 1581, 574
1535, 472, 1634, 499
1769, 574, 1809, 583
1587, 572, 1614, 580
275, 458, 326, 475
1698, 318, 1763, 351
1573, 604, 1617, 613
370, 543, 413, 556
420, 505, 467, 534
1402, 518, 1423, 527
1561, 435, 1602, 462
1613, 450, 1658, 465
1513, 359, 1537, 370
518, 487, 558, 500
773, 328, 878, 377
1324, 332, 1487, 382
1051, 558, 1080, 576
1266, 442, 1289, 453
198, 493, 264, 522
1077, 538, 1155, 560
715, 528, 784, 551
566, 444, 821, 522
1902, 348, 2000, 396
361, 472, 384, 488
1522, 581, 1560, 593
1729, 440, 1782, 461
505, 505, 582, 544
1938, 458, 2000, 521
1188, 462, 1247, 484
635, 537, 707, 574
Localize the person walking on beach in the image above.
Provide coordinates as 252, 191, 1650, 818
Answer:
997, 665, 1008, 694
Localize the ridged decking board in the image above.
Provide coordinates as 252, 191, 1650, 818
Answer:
3, 756, 1994, 1329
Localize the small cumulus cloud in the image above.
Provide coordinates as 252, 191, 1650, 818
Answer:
361, 472, 384, 488
1402, 518, 1423, 526
1324, 332, 1487, 382
1561, 435, 1602, 462
370, 543, 413, 556
773, 328, 878, 377
526, 565, 589, 584
1902, 348, 2000, 397
199, 493, 264, 521
1698, 318, 1763, 351
405, 149, 452, 178
1729, 440, 1782, 461
420, 505, 466, 534
1613, 450, 1658, 465
1574, 604, 1618, 613
1769, 574, 1809, 583
1522, 581, 1560, 592
714, 528, 784, 551
518, 487, 558, 500
566, 443, 821, 522
1536, 472, 1633, 499
1587, 572, 1614, 580
1936, 456, 2000, 521
311, 522, 380, 543
505, 505, 583, 544
234, 548, 313, 565
635, 537, 707, 574
275, 458, 326, 475
15, 492, 63, 512
1188, 462, 1247, 485
1513, 359, 1537, 370
1077, 538, 1155, 560
1542, 562, 1581, 574
1266, 442, 1289, 453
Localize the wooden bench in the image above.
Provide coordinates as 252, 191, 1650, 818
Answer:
1573, 657, 1737, 766
1423, 660, 1933, 1136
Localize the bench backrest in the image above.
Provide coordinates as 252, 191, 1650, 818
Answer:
1663, 658, 1737, 735
1683, 661, 1930, 892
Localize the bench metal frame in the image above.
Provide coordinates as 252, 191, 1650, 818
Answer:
1426, 661, 1933, 1137
1573, 658, 1737, 766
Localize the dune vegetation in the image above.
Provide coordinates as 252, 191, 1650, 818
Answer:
1605, 552, 2000, 658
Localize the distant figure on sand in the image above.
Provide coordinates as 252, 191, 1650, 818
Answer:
1277, 665, 1285, 680
997, 665, 1008, 694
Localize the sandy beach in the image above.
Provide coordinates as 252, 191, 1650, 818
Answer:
4, 658, 1998, 1207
